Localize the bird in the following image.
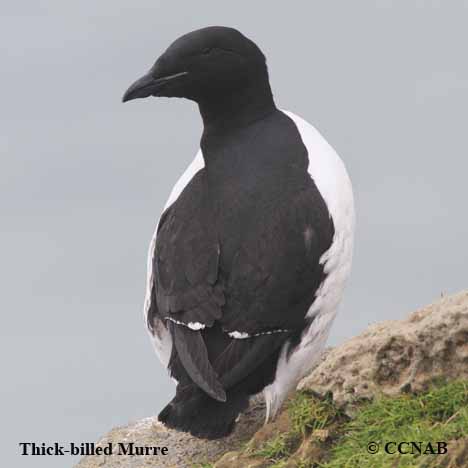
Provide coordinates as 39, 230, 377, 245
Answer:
122, 26, 355, 439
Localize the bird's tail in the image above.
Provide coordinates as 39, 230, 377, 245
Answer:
158, 384, 249, 439
159, 324, 291, 438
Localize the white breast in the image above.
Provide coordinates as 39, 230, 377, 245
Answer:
263, 110, 355, 421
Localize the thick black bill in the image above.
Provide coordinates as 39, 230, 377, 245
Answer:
122, 71, 188, 103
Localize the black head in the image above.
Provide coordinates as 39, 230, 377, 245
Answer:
122, 26, 269, 103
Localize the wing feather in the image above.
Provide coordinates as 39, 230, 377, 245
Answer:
171, 323, 226, 402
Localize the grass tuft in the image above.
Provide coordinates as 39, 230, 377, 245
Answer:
321, 379, 468, 468
253, 391, 342, 465
201, 380, 467, 467
296, 461, 315, 468
254, 433, 293, 461
288, 390, 341, 437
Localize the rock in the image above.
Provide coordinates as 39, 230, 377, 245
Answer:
299, 290, 468, 413
76, 290, 468, 467
75, 398, 265, 468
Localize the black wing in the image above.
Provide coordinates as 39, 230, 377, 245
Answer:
212, 185, 334, 387
223, 186, 334, 334
154, 174, 333, 401
154, 171, 226, 401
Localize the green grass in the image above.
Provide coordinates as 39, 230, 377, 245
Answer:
201, 380, 467, 467
289, 390, 342, 436
321, 380, 468, 468
254, 433, 294, 460
253, 391, 342, 464
249, 380, 467, 467
270, 461, 289, 468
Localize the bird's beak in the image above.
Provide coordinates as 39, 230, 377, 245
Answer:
122, 71, 188, 103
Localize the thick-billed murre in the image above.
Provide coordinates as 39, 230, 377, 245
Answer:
123, 26, 355, 439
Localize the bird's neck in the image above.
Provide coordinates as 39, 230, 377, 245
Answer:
199, 77, 276, 147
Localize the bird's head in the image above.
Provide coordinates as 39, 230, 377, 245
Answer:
122, 26, 268, 104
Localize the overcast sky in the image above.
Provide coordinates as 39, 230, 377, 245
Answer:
2, 2, 468, 467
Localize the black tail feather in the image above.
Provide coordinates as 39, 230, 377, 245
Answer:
158, 384, 249, 439
161, 323, 288, 438
171, 322, 226, 402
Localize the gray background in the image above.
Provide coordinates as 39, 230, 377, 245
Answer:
2, 1, 467, 467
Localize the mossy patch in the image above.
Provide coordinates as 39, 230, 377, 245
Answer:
249, 391, 344, 466
213, 379, 468, 468
254, 433, 294, 460
322, 379, 468, 468
289, 390, 342, 436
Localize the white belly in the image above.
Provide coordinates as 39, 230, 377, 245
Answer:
263, 110, 355, 421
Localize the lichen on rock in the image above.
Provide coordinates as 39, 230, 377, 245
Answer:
299, 290, 468, 412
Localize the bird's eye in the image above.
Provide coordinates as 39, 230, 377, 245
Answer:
202, 47, 213, 55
